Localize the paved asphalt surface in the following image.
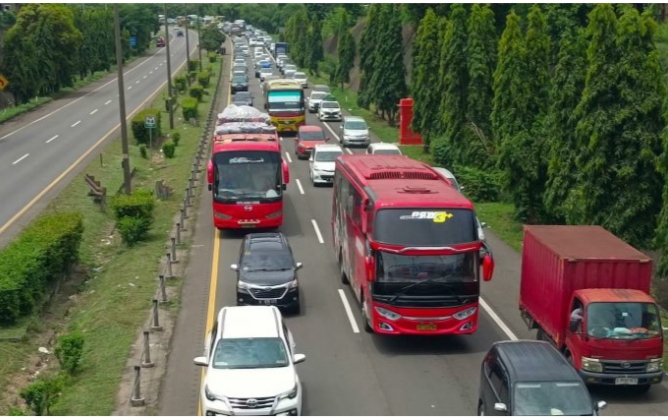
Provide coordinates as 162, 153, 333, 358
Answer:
159, 42, 668, 416
0, 26, 198, 245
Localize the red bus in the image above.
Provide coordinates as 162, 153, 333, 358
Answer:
207, 122, 289, 229
332, 155, 495, 335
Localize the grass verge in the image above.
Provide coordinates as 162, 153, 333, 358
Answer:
0, 56, 222, 415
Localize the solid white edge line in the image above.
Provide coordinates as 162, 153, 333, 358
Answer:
90, 109, 98, 115
0, 33, 183, 141
310, 219, 324, 244
322, 121, 339, 141
284, 151, 292, 163
71, 121, 81, 127
12, 153, 29, 165
479, 297, 518, 341
295, 179, 304, 195
104, 100, 112, 105
46, 135, 58, 144
338, 289, 360, 334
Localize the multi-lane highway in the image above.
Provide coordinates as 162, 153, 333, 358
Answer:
159, 41, 668, 416
0, 27, 198, 244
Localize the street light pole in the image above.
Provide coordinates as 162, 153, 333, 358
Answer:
164, 4, 174, 130
184, 19, 191, 87
197, 6, 203, 71
114, 3, 132, 195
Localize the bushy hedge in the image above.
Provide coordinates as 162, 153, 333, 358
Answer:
197, 70, 210, 88
188, 71, 197, 83
189, 84, 204, 101
111, 189, 155, 246
131, 109, 162, 145
0, 212, 84, 325
208, 52, 218, 63
182, 97, 198, 120
170, 131, 180, 146
174, 75, 186, 92
187, 59, 199, 72
163, 141, 176, 158
453, 165, 505, 203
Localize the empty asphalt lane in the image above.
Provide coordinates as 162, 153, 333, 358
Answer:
0, 27, 197, 243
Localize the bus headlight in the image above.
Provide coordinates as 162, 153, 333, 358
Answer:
453, 307, 477, 320
375, 307, 401, 321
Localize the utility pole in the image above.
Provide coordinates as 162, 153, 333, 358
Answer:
197, 6, 203, 71
184, 19, 191, 87
114, 4, 132, 195
164, 4, 174, 130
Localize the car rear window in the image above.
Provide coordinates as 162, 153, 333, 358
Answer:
299, 130, 326, 141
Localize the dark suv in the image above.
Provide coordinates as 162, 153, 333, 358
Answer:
230, 233, 303, 313
230, 75, 248, 94
478, 340, 606, 416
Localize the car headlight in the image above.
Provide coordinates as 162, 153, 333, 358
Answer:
647, 359, 663, 372
453, 307, 477, 320
287, 279, 298, 289
278, 383, 298, 400
237, 280, 252, 290
205, 385, 229, 406
375, 306, 401, 321
581, 357, 603, 373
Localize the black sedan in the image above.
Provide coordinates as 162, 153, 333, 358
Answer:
230, 75, 249, 94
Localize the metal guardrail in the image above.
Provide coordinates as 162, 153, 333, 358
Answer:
121, 52, 225, 414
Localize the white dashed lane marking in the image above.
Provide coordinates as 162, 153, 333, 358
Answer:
12, 153, 29, 165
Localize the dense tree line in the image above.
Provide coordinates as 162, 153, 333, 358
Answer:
1, 4, 159, 104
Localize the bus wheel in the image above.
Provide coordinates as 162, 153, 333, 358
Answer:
340, 265, 349, 285
362, 299, 373, 333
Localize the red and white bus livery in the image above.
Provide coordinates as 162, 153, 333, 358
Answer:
207, 122, 289, 229
332, 155, 494, 335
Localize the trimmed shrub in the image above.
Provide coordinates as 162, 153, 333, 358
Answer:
111, 189, 155, 246
189, 84, 204, 102
182, 97, 198, 120
130, 108, 162, 145
453, 165, 505, 203
197, 70, 210, 88
20, 375, 64, 416
139, 144, 148, 159
174, 75, 186, 92
163, 141, 176, 158
208, 52, 218, 63
0, 213, 84, 325
187, 59, 199, 72
170, 131, 181, 146
8, 407, 26, 416
188, 71, 197, 83
55, 331, 85, 374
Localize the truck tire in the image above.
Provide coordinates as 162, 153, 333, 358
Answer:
536, 328, 545, 341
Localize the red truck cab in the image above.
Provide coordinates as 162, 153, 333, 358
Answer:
520, 225, 664, 392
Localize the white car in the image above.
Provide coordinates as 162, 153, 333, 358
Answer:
307, 91, 327, 113
309, 144, 343, 186
194, 306, 305, 416
259, 67, 273, 81
366, 143, 402, 155
432, 167, 486, 241
292, 71, 308, 88
318, 100, 342, 121
234, 58, 246, 65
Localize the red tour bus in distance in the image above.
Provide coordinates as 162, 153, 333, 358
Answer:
332, 154, 495, 335
207, 123, 289, 230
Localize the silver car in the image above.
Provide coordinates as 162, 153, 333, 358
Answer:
307, 91, 327, 113
292, 71, 308, 89
339, 116, 370, 147
318, 100, 342, 121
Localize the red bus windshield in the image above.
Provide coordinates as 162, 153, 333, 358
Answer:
212, 150, 282, 203
373, 208, 478, 246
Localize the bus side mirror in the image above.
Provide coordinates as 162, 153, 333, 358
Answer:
208, 184, 212, 191
482, 253, 494, 282
365, 256, 375, 282
264, 103, 268, 110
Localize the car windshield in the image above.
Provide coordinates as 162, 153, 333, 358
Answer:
294, 72, 306, 78
586, 302, 662, 340
311, 92, 326, 100
232, 76, 247, 83
315, 151, 342, 162
212, 337, 289, 369
374, 208, 478, 246
376, 252, 476, 283
321, 101, 339, 109
513, 382, 593, 416
345, 121, 367, 130
242, 249, 294, 271
299, 130, 326, 141
235, 92, 251, 99
373, 148, 401, 155
213, 151, 281, 201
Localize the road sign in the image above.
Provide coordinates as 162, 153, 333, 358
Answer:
0, 74, 8, 91
145, 116, 156, 129
130, 36, 137, 47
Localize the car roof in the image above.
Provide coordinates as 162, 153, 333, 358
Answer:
493, 340, 583, 383
243, 232, 288, 252
299, 125, 324, 132
315, 144, 343, 152
344, 116, 365, 122
370, 143, 399, 150
233, 92, 250, 97
219, 306, 282, 339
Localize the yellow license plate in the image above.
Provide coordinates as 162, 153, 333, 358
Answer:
417, 323, 436, 331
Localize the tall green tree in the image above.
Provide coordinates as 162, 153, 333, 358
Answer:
433, 4, 468, 168
200, 23, 226, 52
465, 4, 497, 167
305, 15, 324, 76
574, 5, 665, 247
357, 4, 382, 109
410, 8, 443, 150
334, 29, 356, 89
543, 27, 588, 222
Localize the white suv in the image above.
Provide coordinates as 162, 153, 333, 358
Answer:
194, 306, 305, 416
309, 144, 343, 186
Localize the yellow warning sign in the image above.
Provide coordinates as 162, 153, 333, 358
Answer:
0, 74, 7, 91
